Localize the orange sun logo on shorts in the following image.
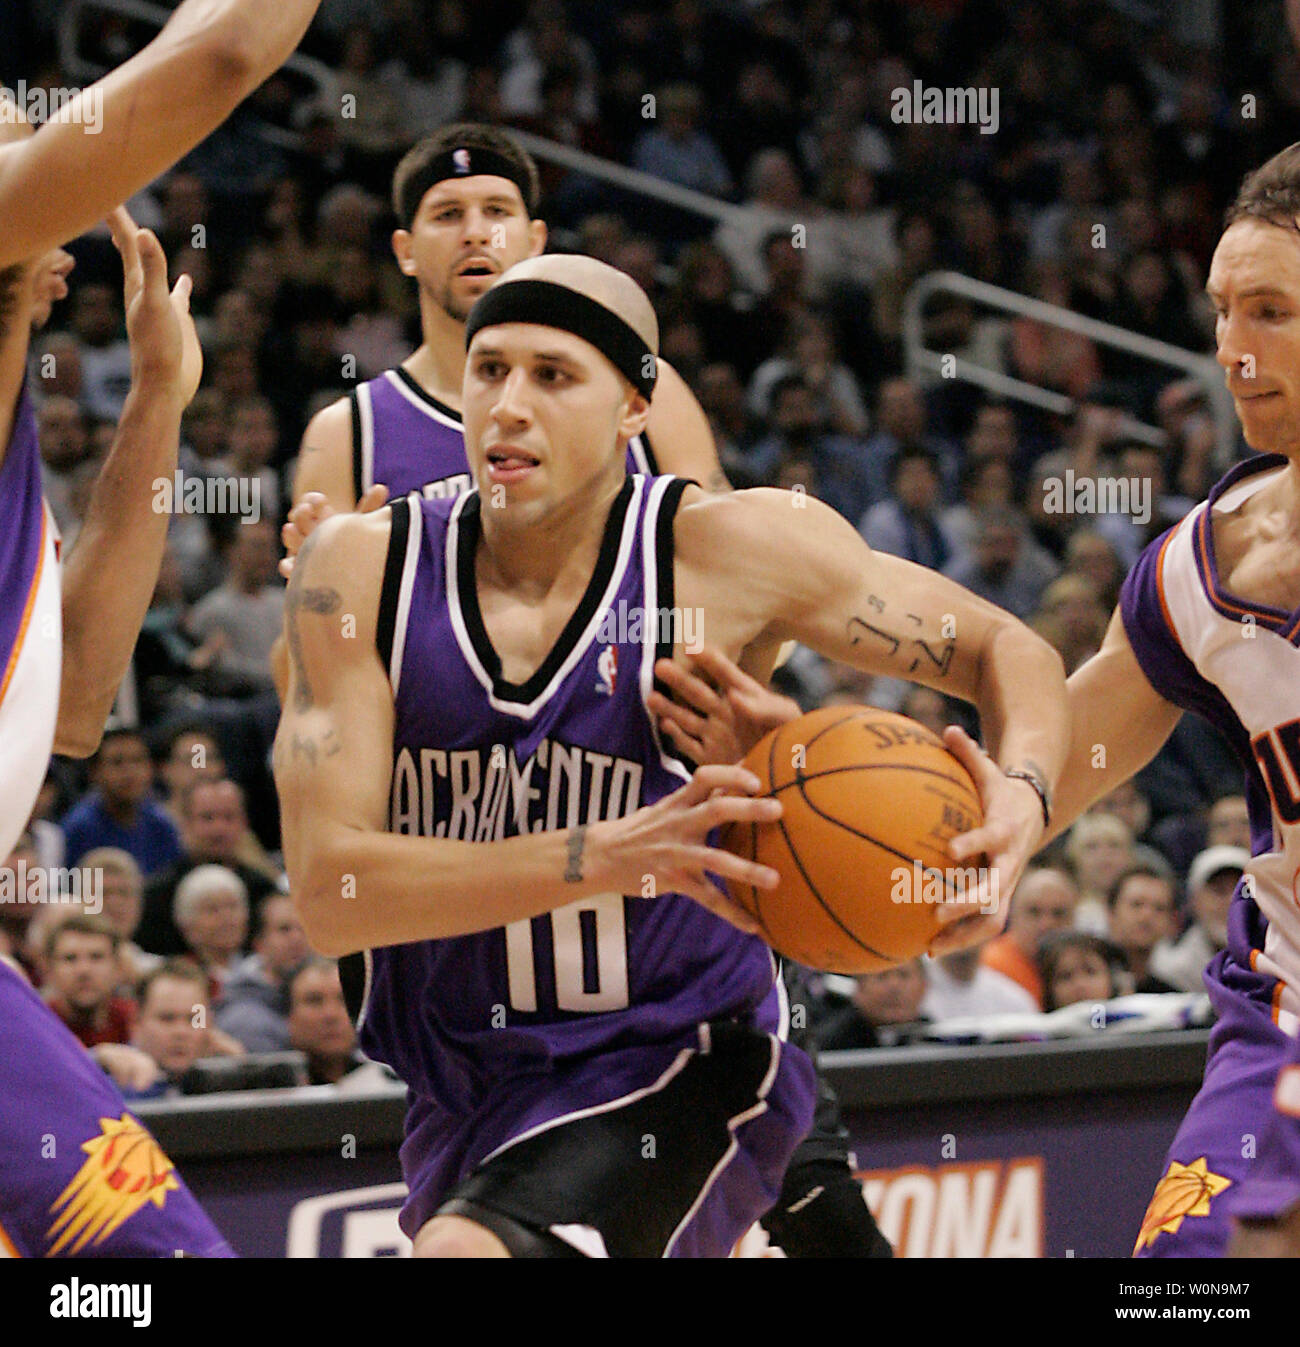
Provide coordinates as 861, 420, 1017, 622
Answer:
1133, 1156, 1232, 1254
46, 1114, 180, 1255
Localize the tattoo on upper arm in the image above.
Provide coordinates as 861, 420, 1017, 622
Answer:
284, 531, 343, 712
289, 729, 342, 766
564, 825, 587, 883
847, 615, 955, 677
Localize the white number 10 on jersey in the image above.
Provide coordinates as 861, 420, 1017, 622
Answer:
505, 894, 630, 1013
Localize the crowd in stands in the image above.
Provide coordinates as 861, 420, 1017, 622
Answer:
3, 0, 1287, 1089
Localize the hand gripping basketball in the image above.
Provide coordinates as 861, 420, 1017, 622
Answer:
593, 765, 783, 936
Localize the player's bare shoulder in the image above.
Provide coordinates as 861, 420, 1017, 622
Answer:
673, 484, 850, 572
286, 506, 392, 656
293, 394, 356, 508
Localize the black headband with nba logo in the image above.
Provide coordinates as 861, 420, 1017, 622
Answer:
464, 279, 659, 398
397, 145, 537, 228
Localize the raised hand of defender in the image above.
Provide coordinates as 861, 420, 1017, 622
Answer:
278, 484, 389, 580
649, 646, 801, 766
594, 764, 782, 936
109, 205, 201, 405
926, 724, 1047, 955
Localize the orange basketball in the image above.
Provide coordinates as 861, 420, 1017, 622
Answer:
721, 705, 985, 974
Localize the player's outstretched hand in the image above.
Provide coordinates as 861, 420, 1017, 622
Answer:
594, 764, 782, 936
926, 724, 1047, 955
649, 646, 801, 766
279, 484, 389, 580
109, 205, 201, 405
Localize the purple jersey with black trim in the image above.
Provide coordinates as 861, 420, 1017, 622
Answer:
1119, 452, 1300, 1027
351, 366, 657, 503
355, 474, 794, 1217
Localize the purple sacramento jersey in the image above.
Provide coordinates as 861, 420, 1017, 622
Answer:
0, 387, 232, 1259
1122, 453, 1300, 1255
354, 473, 811, 1240
350, 366, 658, 504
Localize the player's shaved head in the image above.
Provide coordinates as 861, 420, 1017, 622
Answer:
495, 254, 659, 354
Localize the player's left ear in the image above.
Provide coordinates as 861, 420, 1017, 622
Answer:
617, 386, 652, 442
527, 218, 547, 258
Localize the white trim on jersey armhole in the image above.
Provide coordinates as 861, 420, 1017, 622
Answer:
639, 475, 692, 785
383, 369, 464, 431
449, 476, 647, 719
387, 492, 424, 697
627, 433, 653, 476
357, 382, 376, 495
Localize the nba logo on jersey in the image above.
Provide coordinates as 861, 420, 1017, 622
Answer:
453, 148, 471, 174
597, 644, 617, 696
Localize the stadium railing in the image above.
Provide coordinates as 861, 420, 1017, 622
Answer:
902, 268, 1238, 468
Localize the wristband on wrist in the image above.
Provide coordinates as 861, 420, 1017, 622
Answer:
1004, 768, 1051, 828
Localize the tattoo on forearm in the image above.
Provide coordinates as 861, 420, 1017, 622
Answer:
285, 531, 343, 711
564, 826, 587, 883
847, 615, 955, 677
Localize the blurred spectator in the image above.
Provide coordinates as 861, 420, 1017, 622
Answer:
157, 723, 226, 825
1009, 261, 1102, 402
94, 959, 244, 1099
741, 375, 868, 522
749, 313, 868, 437
25, 770, 67, 872
1062, 529, 1124, 611
816, 959, 931, 1050
940, 456, 1017, 563
713, 149, 804, 297
172, 865, 249, 1002
216, 892, 311, 1053
79, 847, 159, 991
1029, 574, 1108, 674
60, 728, 184, 877
499, 0, 600, 123
920, 949, 1038, 1021
139, 779, 278, 957
1150, 846, 1247, 994
1107, 865, 1180, 994
805, 163, 897, 300
0, 831, 42, 982
226, 396, 283, 520
1065, 812, 1137, 935
632, 82, 733, 198
1206, 794, 1252, 852
43, 914, 135, 1049
69, 281, 131, 421
183, 520, 285, 699
859, 447, 955, 571
1039, 931, 1126, 1012
860, 379, 962, 509
979, 866, 1078, 1007
287, 959, 391, 1088
37, 395, 94, 536
942, 506, 1060, 621
695, 362, 764, 468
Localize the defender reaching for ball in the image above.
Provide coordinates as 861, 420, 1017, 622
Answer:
274, 254, 1068, 1258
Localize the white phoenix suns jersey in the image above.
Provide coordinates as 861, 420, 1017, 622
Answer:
1121, 452, 1300, 1031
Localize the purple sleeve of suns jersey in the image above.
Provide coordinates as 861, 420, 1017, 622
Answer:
1119, 524, 1250, 737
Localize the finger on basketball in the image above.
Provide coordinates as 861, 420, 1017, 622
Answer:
927, 910, 999, 955
697, 793, 782, 831
687, 764, 763, 798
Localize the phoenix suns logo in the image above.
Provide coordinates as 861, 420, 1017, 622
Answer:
47, 1114, 180, 1255
1133, 1157, 1232, 1253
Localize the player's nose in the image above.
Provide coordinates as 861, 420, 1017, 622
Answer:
490, 367, 532, 425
